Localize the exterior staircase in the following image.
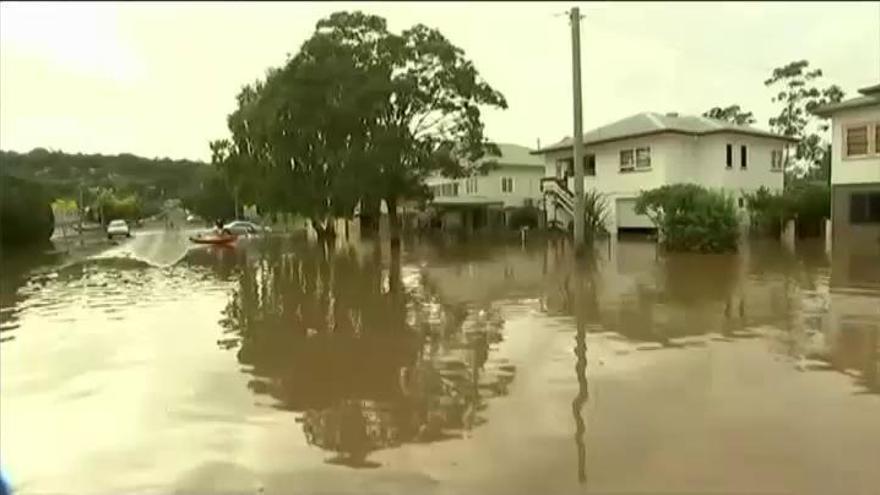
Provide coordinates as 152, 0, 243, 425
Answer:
541, 177, 575, 231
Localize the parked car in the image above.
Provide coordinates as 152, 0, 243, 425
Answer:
186, 214, 202, 223
222, 220, 271, 235
106, 219, 131, 239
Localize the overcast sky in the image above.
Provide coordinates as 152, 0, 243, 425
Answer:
1, 1, 878, 162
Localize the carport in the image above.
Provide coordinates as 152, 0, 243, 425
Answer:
429, 197, 506, 233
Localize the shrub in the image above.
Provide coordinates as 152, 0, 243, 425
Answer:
743, 186, 786, 236
635, 184, 739, 253
743, 182, 829, 238
583, 189, 609, 239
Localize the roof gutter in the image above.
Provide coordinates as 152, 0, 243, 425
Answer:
531, 128, 797, 155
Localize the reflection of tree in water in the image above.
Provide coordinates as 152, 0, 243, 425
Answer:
218, 242, 515, 467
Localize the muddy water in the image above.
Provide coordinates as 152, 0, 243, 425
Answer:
1, 235, 878, 494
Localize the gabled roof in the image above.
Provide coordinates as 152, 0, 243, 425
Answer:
482, 143, 544, 167
532, 112, 797, 154
813, 83, 880, 117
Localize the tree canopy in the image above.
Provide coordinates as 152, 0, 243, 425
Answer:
702, 105, 756, 125
215, 10, 507, 242
764, 60, 844, 178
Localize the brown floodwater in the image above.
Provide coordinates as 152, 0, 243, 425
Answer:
1, 232, 878, 494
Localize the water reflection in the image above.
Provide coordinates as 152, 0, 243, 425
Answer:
217, 241, 516, 467
543, 239, 879, 396
2, 234, 877, 491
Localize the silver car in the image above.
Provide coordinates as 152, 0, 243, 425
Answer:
106, 219, 131, 239
222, 220, 270, 235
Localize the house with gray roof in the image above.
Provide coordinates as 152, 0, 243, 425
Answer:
425, 143, 546, 231
532, 111, 797, 232
813, 83, 880, 270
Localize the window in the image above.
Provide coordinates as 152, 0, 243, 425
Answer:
845, 125, 869, 156
771, 150, 784, 171
738, 197, 744, 208
619, 149, 634, 171
437, 183, 459, 197
635, 147, 651, 169
501, 177, 514, 193
559, 156, 596, 177
555, 159, 567, 179
726, 144, 733, 168
585, 155, 597, 176
465, 177, 478, 194
740, 145, 748, 169
558, 158, 573, 178
850, 192, 880, 224
875, 123, 880, 153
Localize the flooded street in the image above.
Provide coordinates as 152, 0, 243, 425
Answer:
1, 233, 879, 494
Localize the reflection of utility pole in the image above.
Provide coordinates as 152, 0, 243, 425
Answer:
78, 182, 85, 246
570, 7, 586, 254
572, 257, 589, 484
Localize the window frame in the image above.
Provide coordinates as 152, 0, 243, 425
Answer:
619, 149, 635, 172
501, 176, 514, 193
635, 147, 651, 169
771, 149, 784, 172
843, 123, 870, 158
584, 155, 597, 176
850, 192, 880, 225
464, 177, 478, 194
874, 122, 880, 155
559, 156, 596, 177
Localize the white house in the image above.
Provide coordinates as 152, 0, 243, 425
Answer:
532, 112, 797, 233
425, 143, 545, 230
813, 83, 880, 257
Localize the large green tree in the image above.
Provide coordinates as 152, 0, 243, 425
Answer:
222, 11, 506, 244
764, 60, 844, 179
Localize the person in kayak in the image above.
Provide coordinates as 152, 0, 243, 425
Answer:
213, 219, 233, 237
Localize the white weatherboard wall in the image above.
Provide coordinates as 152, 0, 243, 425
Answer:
541, 133, 787, 229
829, 106, 880, 185
430, 164, 544, 208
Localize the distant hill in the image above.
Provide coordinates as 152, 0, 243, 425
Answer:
0, 148, 212, 202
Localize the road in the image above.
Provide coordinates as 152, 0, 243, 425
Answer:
90, 226, 203, 267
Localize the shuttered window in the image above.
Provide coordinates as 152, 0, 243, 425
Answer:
845, 125, 868, 156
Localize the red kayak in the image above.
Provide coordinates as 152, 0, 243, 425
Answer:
189, 233, 238, 245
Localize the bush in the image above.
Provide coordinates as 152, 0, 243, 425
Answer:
744, 182, 829, 238
635, 184, 739, 253
583, 189, 609, 238
0, 175, 55, 247
508, 205, 540, 230
743, 186, 785, 236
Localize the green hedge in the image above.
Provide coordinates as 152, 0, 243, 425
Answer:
743, 182, 829, 238
635, 184, 739, 253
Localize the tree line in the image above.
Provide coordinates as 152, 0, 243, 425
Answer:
205, 11, 507, 245
0, 148, 209, 202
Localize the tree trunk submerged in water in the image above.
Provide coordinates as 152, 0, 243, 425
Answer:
359, 196, 381, 237
386, 195, 401, 250
311, 217, 337, 242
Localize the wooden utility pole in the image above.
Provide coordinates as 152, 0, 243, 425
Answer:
570, 7, 585, 252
